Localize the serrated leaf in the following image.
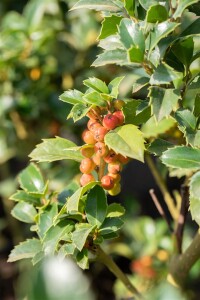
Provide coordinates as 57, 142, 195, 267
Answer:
68, 103, 91, 122
99, 16, 122, 39
86, 185, 107, 228
70, 0, 122, 12
172, 37, 194, 68
190, 171, 200, 199
149, 87, 180, 121
99, 35, 123, 51
32, 251, 44, 265
83, 91, 106, 106
8, 239, 41, 262
107, 203, 125, 217
142, 116, 176, 138
147, 139, 174, 156
43, 220, 74, 255
132, 76, 149, 93
105, 124, 145, 162
38, 203, 58, 239
59, 243, 76, 257
173, 0, 199, 19
18, 163, 46, 195
150, 63, 182, 85
10, 190, 41, 205
175, 109, 197, 131
186, 130, 200, 147
59, 90, 84, 105
190, 196, 200, 226
67, 181, 99, 213
108, 76, 125, 98
29, 137, 83, 163
76, 248, 89, 270
146, 4, 168, 23
124, 0, 135, 16
99, 217, 124, 235
92, 49, 129, 67
138, 0, 159, 10
83, 77, 109, 93
161, 146, 200, 169
11, 202, 37, 223
128, 46, 144, 63
72, 223, 95, 251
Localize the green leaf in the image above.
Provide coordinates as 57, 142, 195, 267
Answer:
118, 19, 145, 53
83, 91, 106, 106
59, 243, 76, 256
83, 77, 109, 93
124, 0, 135, 16
175, 109, 197, 131
104, 124, 145, 162
99, 35, 123, 51
18, 163, 46, 195
142, 116, 176, 138
147, 139, 174, 156
194, 95, 200, 118
72, 223, 95, 251
29, 137, 83, 163
190, 171, 200, 199
180, 18, 200, 38
138, 0, 159, 10
186, 130, 200, 147
190, 196, 200, 226
149, 87, 180, 121
76, 248, 89, 270
146, 5, 168, 23
11, 202, 37, 223
132, 76, 149, 93
108, 76, 125, 98
10, 190, 41, 205
107, 203, 125, 218
123, 100, 141, 123
147, 21, 179, 55
67, 181, 99, 213
99, 217, 124, 235
122, 99, 151, 125
67, 103, 91, 122
8, 239, 41, 262
173, 0, 199, 19
150, 63, 182, 85
161, 146, 200, 169
92, 49, 129, 67
43, 220, 74, 255
172, 38, 194, 68
38, 203, 58, 239
59, 90, 84, 105
99, 16, 122, 39
128, 46, 144, 63
70, 0, 122, 12
86, 185, 107, 228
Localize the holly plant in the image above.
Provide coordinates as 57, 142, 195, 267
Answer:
8, 0, 200, 298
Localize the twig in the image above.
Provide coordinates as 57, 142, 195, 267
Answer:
149, 189, 173, 233
145, 154, 178, 220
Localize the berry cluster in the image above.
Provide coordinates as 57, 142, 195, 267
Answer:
79, 100, 129, 196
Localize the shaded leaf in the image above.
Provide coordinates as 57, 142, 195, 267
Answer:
108, 76, 125, 98
172, 37, 194, 68
124, 0, 135, 16
142, 116, 176, 138
150, 63, 182, 85
10, 190, 41, 205
92, 49, 129, 67
99, 217, 124, 235
38, 203, 58, 239
72, 223, 95, 251
147, 139, 174, 156
99, 16, 122, 39
173, 0, 199, 19
107, 203, 125, 218
180, 18, 200, 38
68, 103, 91, 122
190, 171, 200, 199
146, 5, 168, 23
175, 109, 196, 131
11, 202, 37, 223
8, 239, 41, 262
190, 196, 200, 226
76, 248, 89, 270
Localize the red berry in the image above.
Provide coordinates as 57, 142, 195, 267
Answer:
104, 150, 118, 163
87, 119, 101, 132
94, 142, 108, 157
113, 99, 125, 110
108, 162, 122, 174
103, 114, 119, 130
94, 126, 108, 142
80, 158, 95, 174
113, 111, 124, 126
118, 154, 130, 164
108, 173, 121, 183
82, 129, 96, 144
101, 175, 114, 190
80, 174, 95, 186
81, 147, 95, 158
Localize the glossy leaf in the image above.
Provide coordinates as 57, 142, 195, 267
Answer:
124, 0, 135, 16
99, 217, 124, 235
128, 46, 144, 63
70, 0, 122, 12
105, 124, 145, 162
76, 248, 89, 270
83, 91, 106, 106
86, 185, 107, 228
149, 87, 180, 121
99, 35, 123, 51
10, 190, 41, 205
150, 63, 182, 85
18, 163, 46, 195
11, 202, 37, 223
72, 223, 95, 251
173, 0, 199, 19
59, 90, 84, 105
106, 203, 125, 218
8, 239, 41, 262
142, 116, 176, 138
108, 76, 125, 98
146, 5, 168, 23
83, 77, 109, 93
92, 49, 129, 67
175, 109, 197, 131
99, 16, 122, 39
29, 137, 83, 163
180, 18, 200, 38
147, 139, 174, 156
161, 146, 200, 169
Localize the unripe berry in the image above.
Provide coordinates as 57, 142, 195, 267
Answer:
80, 158, 95, 174
118, 154, 130, 164
113, 110, 124, 126
108, 173, 121, 183
81, 147, 95, 158
94, 142, 109, 157
103, 114, 119, 130
101, 175, 114, 190
104, 150, 118, 163
113, 99, 125, 110
80, 173, 95, 186
82, 129, 96, 144
94, 126, 108, 142
87, 119, 101, 132
108, 161, 122, 174
108, 182, 121, 196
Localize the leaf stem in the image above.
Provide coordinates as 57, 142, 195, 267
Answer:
96, 246, 143, 299
145, 153, 178, 220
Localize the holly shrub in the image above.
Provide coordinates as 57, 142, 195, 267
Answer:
8, 0, 200, 299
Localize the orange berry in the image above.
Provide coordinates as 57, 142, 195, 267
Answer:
94, 142, 109, 157
81, 147, 95, 158
101, 175, 114, 190
94, 126, 108, 142
82, 129, 96, 144
80, 174, 95, 186
80, 158, 95, 174
103, 114, 119, 130
104, 150, 118, 163
108, 162, 122, 174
